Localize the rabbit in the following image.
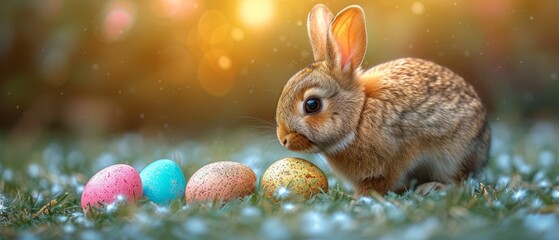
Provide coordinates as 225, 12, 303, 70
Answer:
275, 4, 490, 196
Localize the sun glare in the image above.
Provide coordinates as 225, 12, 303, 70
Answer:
238, 0, 274, 28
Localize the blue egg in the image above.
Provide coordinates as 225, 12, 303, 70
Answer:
140, 159, 186, 205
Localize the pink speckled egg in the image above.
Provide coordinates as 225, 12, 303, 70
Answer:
81, 164, 143, 209
185, 161, 256, 202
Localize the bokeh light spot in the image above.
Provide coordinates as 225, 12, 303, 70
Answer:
211, 25, 230, 45
103, 1, 135, 42
412, 2, 425, 16
218, 55, 232, 70
198, 10, 228, 37
198, 50, 235, 97
196, 10, 232, 53
238, 0, 274, 28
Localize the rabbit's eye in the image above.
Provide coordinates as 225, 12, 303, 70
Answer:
304, 98, 322, 114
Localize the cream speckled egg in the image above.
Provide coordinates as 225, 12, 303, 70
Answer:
261, 157, 328, 200
185, 161, 256, 202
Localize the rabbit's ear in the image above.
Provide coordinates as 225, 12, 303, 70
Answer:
307, 4, 334, 62
328, 6, 367, 74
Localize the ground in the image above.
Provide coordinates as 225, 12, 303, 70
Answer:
1, 121, 558, 239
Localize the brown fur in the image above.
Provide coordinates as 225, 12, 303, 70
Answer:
358, 70, 384, 99
276, 4, 490, 196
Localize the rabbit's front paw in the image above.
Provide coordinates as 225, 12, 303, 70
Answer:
415, 182, 447, 196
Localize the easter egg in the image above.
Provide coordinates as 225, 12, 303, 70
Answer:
261, 157, 328, 200
140, 159, 186, 205
81, 164, 143, 209
185, 161, 256, 202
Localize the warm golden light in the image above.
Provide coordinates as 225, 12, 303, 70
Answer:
198, 50, 235, 97
238, 0, 274, 28
152, 0, 197, 19
412, 1, 425, 15
231, 28, 245, 41
158, 46, 194, 83
151, 0, 181, 18
218, 55, 232, 70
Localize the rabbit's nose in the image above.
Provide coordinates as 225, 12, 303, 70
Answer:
277, 125, 289, 146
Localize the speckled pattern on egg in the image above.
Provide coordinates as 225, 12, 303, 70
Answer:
81, 164, 143, 209
185, 161, 256, 202
261, 157, 328, 200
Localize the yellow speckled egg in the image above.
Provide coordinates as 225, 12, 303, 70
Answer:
261, 157, 328, 200
185, 161, 256, 203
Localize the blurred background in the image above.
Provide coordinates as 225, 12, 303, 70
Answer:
1, 0, 558, 145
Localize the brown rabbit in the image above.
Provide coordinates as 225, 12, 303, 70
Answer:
275, 4, 490, 196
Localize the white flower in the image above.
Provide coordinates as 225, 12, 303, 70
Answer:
155, 205, 169, 214
551, 190, 559, 200
183, 217, 208, 235
356, 196, 373, 205
281, 203, 296, 212
524, 214, 558, 233
261, 218, 290, 240
106, 203, 117, 213
274, 186, 290, 199
241, 206, 262, 218
512, 189, 527, 201
0, 197, 6, 214
300, 211, 330, 236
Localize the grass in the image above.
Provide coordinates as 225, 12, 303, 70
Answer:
1, 121, 559, 239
